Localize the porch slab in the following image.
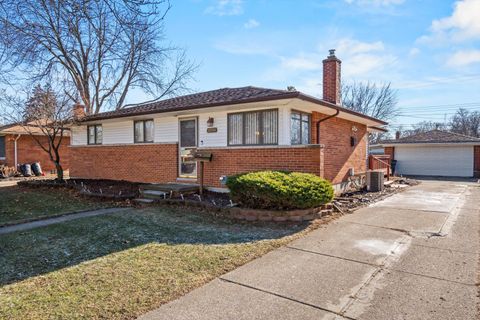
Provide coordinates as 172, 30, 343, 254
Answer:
139, 183, 199, 194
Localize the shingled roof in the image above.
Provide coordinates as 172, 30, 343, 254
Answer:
380, 130, 480, 145
81, 86, 387, 125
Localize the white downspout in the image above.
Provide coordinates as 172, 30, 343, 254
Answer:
14, 134, 21, 169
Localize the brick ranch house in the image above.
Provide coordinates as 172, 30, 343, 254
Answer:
0, 124, 70, 172
69, 51, 387, 191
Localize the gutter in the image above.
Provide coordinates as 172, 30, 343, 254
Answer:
80, 91, 388, 126
316, 109, 340, 144
14, 134, 21, 168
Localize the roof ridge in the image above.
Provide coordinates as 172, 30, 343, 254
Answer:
438, 129, 480, 140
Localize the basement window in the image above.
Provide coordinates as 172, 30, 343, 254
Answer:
0, 136, 5, 159
291, 110, 311, 145
227, 109, 278, 146
87, 125, 103, 145
134, 120, 154, 143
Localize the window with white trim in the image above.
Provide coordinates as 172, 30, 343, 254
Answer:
134, 120, 154, 143
227, 109, 278, 146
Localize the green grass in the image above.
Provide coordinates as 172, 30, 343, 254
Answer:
0, 206, 314, 319
0, 186, 107, 225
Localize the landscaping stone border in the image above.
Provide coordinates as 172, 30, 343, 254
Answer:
137, 198, 334, 223
229, 204, 334, 222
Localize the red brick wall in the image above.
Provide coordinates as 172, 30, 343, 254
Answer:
69, 144, 324, 187
311, 112, 367, 184
69, 143, 178, 183
323, 57, 341, 104
384, 146, 395, 160
200, 146, 324, 187
474, 146, 480, 178
1, 134, 70, 171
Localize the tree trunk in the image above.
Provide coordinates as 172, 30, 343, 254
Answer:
55, 162, 64, 181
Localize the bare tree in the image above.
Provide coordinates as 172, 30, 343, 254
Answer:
402, 121, 447, 137
0, 0, 196, 114
342, 81, 399, 143
0, 86, 71, 180
450, 108, 480, 138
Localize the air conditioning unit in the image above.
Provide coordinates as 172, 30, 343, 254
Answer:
367, 170, 384, 192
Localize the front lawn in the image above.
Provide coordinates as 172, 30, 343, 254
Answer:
0, 186, 108, 225
0, 206, 315, 319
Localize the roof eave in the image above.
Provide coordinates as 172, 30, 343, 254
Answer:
379, 141, 480, 146
80, 90, 387, 126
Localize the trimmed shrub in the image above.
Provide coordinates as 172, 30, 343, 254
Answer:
226, 171, 334, 210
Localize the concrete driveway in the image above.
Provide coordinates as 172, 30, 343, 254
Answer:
140, 180, 480, 320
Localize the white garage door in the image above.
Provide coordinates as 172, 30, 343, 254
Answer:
395, 145, 474, 177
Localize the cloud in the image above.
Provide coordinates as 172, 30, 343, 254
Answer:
244, 19, 260, 29
280, 55, 322, 71
447, 50, 480, 67
205, 0, 243, 16
264, 38, 398, 87
335, 38, 384, 55
421, 0, 480, 43
344, 0, 405, 6
408, 47, 420, 57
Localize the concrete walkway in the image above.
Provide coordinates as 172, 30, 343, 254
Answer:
139, 180, 480, 320
0, 207, 130, 235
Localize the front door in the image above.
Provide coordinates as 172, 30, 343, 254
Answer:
179, 118, 197, 178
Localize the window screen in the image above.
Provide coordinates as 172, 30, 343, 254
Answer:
227, 109, 278, 146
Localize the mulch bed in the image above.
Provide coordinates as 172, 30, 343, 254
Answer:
18, 179, 140, 200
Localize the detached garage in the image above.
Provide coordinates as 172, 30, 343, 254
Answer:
376, 130, 480, 178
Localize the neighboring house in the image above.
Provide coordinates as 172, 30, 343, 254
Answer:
69, 51, 387, 191
375, 130, 480, 178
0, 124, 70, 172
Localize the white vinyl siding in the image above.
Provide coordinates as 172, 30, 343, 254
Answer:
395, 145, 474, 177
103, 121, 134, 144
154, 116, 177, 143
72, 105, 294, 147
71, 126, 88, 145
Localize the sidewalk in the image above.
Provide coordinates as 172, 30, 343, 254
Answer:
139, 180, 480, 320
0, 207, 130, 235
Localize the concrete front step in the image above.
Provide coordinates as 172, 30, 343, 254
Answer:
133, 198, 154, 204
140, 190, 169, 199
139, 183, 199, 194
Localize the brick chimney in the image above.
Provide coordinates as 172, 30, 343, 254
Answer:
323, 49, 341, 105
73, 103, 86, 120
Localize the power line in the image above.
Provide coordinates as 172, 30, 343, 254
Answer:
397, 102, 480, 109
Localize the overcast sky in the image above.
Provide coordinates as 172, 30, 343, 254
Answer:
150, 0, 480, 129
